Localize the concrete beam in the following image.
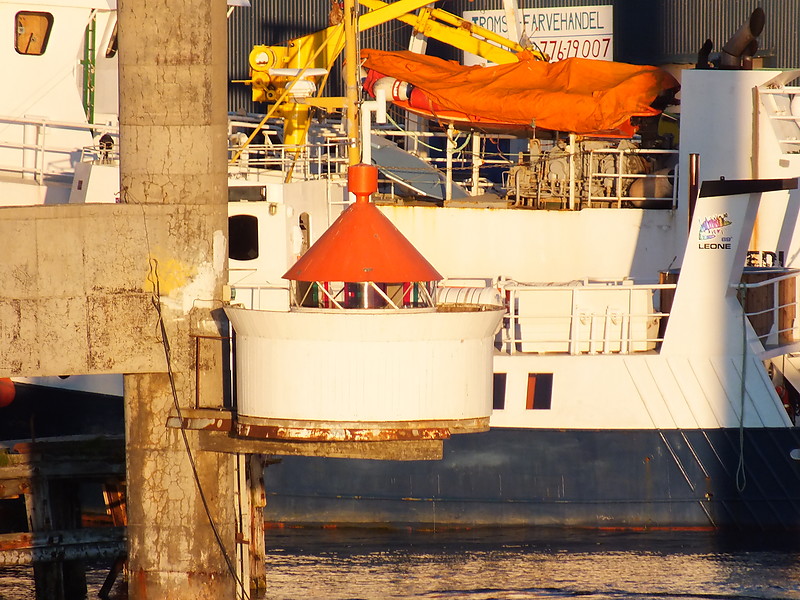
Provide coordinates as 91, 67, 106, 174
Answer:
0, 203, 229, 378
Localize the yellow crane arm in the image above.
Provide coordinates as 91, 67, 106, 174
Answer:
238, 0, 547, 164
247, 0, 547, 103
360, 0, 546, 64
248, 0, 435, 86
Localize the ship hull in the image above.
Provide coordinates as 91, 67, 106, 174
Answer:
263, 427, 800, 531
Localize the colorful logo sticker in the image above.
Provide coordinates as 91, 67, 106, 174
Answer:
698, 213, 732, 241
698, 213, 733, 249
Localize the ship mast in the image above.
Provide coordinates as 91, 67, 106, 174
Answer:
344, 0, 361, 164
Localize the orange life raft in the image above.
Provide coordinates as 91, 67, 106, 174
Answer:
361, 49, 679, 137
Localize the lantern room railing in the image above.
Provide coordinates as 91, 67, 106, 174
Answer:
291, 280, 437, 310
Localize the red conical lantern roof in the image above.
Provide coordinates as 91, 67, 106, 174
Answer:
283, 164, 442, 283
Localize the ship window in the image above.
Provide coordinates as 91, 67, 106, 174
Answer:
228, 186, 264, 202
229, 214, 259, 261
525, 373, 553, 410
15, 11, 53, 55
298, 212, 310, 255
493, 373, 507, 410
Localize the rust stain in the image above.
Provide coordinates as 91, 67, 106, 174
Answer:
237, 422, 450, 441
591, 525, 718, 532
0, 533, 33, 551
133, 569, 148, 600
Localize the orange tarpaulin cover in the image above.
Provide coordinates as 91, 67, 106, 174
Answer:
361, 49, 679, 136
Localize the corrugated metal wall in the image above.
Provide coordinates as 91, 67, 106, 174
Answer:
228, 1, 800, 114
612, 0, 799, 67
440, 0, 799, 66
228, 1, 327, 113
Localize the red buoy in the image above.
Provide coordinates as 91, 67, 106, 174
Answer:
0, 378, 15, 408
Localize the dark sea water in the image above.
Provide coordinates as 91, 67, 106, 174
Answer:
259, 529, 800, 600
3, 529, 800, 599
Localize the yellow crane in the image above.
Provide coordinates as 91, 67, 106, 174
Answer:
237, 0, 546, 158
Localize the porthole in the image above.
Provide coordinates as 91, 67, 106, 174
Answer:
15, 11, 53, 55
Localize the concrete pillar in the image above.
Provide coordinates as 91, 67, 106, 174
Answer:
117, 0, 236, 598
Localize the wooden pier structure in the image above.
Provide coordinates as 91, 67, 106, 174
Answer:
0, 435, 126, 598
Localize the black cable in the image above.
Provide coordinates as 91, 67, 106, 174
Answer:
148, 259, 251, 600
126, 186, 251, 599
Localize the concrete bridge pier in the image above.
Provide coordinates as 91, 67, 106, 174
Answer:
118, 0, 236, 597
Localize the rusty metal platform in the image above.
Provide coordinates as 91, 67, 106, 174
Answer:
167, 408, 444, 460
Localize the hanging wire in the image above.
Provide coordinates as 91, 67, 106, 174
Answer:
127, 188, 252, 599
149, 269, 251, 600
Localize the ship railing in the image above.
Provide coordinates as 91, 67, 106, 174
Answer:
378, 128, 516, 199
586, 147, 678, 209
228, 118, 349, 180
733, 270, 800, 354
227, 140, 349, 180
77, 143, 120, 165
0, 115, 117, 184
227, 280, 291, 311
501, 144, 679, 210
375, 128, 679, 208
499, 280, 673, 355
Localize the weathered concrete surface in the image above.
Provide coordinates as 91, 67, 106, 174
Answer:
117, 0, 236, 596
125, 373, 235, 599
0, 203, 224, 378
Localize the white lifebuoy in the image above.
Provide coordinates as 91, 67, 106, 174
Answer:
373, 77, 412, 102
